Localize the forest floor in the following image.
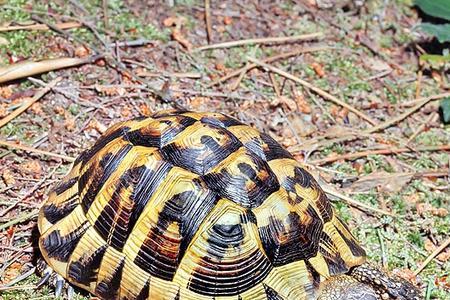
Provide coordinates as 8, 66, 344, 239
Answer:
0, 0, 449, 299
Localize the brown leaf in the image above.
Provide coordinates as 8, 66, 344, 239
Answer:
223, 16, 233, 25
294, 92, 311, 114
86, 118, 107, 134
1, 169, 15, 186
30, 102, 44, 115
74, 45, 90, 58
22, 160, 42, 178
139, 103, 152, 117
64, 116, 76, 131
311, 62, 325, 77
0, 103, 7, 118
392, 268, 417, 283
0, 86, 12, 98
171, 28, 192, 51
350, 172, 413, 193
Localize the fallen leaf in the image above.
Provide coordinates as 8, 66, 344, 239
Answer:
1, 169, 15, 186
294, 92, 311, 114
139, 103, 152, 116
74, 45, 90, 58
64, 116, 76, 131
350, 172, 413, 193
392, 268, 417, 283
0, 103, 7, 118
311, 62, 325, 77
0, 86, 13, 98
22, 160, 42, 178
30, 102, 44, 115
87, 118, 107, 134
171, 28, 192, 51
223, 16, 233, 25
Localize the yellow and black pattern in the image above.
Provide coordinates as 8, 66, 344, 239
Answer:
38, 110, 366, 300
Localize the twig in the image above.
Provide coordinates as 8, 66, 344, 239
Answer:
407, 112, 439, 143
108, 39, 156, 48
366, 93, 450, 133
0, 210, 38, 231
414, 237, 450, 276
230, 62, 250, 90
310, 144, 450, 165
195, 32, 323, 51
0, 77, 60, 128
0, 21, 81, 32
247, 56, 378, 126
209, 46, 329, 87
204, 0, 213, 43
135, 71, 202, 79
0, 140, 75, 162
322, 185, 394, 216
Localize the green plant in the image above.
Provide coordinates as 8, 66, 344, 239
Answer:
413, 0, 450, 124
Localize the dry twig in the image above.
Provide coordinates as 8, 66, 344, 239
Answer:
204, 0, 213, 43
247, 56, 377, 125
366, 92, 450, 133
0, 21, 81, 32
0, 140, 75, 162
414, 237, 450, 276
195, 32, 323, 51
322, 185, 394, 216
310, 144, 450, 165
0, 77, 60, 128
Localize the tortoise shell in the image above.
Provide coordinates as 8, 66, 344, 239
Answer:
38, 110, 366, 300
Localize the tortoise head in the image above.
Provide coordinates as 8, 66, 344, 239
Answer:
317, 263, 421, 300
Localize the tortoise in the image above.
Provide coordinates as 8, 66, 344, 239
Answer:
37, 110, 420, 300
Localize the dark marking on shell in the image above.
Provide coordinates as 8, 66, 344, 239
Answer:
258, 205, 323, 266
80, 144, 133, 213
67, 244, 107, 285
334, 218, 366, 258
161, 127, 242, 175
135, 279, 150, 300
53, 177, 78, 195
260, 133, 293, 161
201, 155, 279, 208
134, 190, 218, 281
43, 194, 78, 225
41, 221, 89, 262
95, 258, 124, 299
263, 283, 284, 300
76, 126, 129, 165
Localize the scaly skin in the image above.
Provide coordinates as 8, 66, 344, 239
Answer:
318, 263, 421, 300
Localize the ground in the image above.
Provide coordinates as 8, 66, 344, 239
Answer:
0, 0, 449, 299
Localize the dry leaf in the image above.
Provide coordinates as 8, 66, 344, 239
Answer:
74, 45, 90, 58
294, 92, 311, 114
30, 102, 44, 115
311, 62, 325, 77
171, 28, 192, 51
22, 160, 42, 178
2, 169, 15, 186
54, 106, 65, 115
392, 268, 416, 283
0, 103, 7, 118
223, 16, 233, 25
121, 107, 132, 118
0, 86, 12, 98
350, 172, 413, 193
64, 117, 76, 131
139, 103, 152, 116
87, 118, 107, 134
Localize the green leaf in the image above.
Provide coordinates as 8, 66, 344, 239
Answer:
418, 23, 450, 42
440, 98, 450, 124
414, 0, 450, 21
